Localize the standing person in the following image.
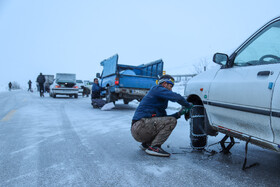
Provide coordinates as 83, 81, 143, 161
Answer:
8, 82, 12, 91
36, 73, 45, 97
131, 75, 193, 157
28, 80, 32, 92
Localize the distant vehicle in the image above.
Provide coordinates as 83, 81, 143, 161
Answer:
84, 80, 93, 91
97, 54, 163, 104
76, 79, 84, 94
184, 16, 280, 153
49, 73, 79, 98
44, 75, 54, 93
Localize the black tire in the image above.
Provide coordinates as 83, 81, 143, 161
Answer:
74, 94, 78, 98
123, 99, 129, 104
190, 105, 207, 150
53, 94, 56, 98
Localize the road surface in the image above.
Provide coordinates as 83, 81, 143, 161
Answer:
0, 91, 280, 186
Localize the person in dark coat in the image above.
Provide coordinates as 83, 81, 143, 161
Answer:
81, 86, 90, 97
8, 82, 12, 91
91, 78, 103, 99
36, 73, 46, 97
91, 78, 107, 108
131, 75, 193, 157
28, 80, 32, 92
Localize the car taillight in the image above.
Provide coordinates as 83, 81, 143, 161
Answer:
115, 77, 119, 85
73, 86, 78, 88
55, 85, 61, 88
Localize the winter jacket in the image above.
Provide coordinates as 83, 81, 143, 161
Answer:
36, 75, 45, 84
132, 85, 192, 121
91, 83, 102, 99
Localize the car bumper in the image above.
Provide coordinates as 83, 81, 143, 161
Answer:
52, 88, 79, 95
115, 88, 149, 96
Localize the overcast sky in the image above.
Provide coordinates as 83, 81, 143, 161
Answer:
0, 0, 279, 87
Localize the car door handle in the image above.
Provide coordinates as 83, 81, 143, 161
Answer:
257, 71, 270, 76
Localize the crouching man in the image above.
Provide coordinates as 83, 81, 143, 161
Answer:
131, 75, 193, 157
91, 78, 106, 108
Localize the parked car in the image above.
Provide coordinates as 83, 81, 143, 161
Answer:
76, 79, 84, 94
97, 54, 163, 104
49, 73, 79, 98
184, 16, 280, 153
84, 80, 93, 91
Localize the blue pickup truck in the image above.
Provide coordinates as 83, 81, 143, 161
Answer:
97, 54, 163, 104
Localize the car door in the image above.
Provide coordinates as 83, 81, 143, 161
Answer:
207, 19, 280, 142
271, 71, 280, 145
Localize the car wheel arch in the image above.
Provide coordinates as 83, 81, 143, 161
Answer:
184, 94, 204, 120
187, 94, 203, 105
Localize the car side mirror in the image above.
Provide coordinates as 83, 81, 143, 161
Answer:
96, 73, 101, 78
213, 53, 229, 66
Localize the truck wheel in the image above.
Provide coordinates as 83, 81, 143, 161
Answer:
123, 99, 129, 104
190, 105, 207, 150
74, 94, 78, 98
53, 94, 56, 98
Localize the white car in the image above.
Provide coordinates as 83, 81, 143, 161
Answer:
184, 16, 280, 153
50, 73, 79, 98
76, 79, 84, 94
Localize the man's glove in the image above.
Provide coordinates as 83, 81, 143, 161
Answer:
188, 102, 194, 110
179, 103, 194, 116
179, 106, 188, 115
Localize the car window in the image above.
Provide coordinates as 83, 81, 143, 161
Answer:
76, 80, 83, 83
234, 20, 280, 66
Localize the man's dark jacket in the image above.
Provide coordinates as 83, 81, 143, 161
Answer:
132, 85, 191, 121
92, 83, 102, 99
36, 75, 45, 84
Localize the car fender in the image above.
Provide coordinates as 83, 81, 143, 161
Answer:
185, 66, 221, 102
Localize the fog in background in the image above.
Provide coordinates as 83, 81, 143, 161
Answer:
0, 0, 279, 88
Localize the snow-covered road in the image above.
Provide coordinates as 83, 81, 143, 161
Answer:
0, 90, 280, 186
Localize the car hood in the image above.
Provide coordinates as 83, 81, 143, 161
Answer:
190, 65, 221, 83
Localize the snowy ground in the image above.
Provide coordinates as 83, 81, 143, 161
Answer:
0, 88, 280, 186
0, 84, 8, 92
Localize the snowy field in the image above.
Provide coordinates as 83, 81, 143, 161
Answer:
0, 84, 8, 92
0, 86, 280, 186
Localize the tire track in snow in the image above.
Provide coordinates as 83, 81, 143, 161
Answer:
58, 103, 103, 185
